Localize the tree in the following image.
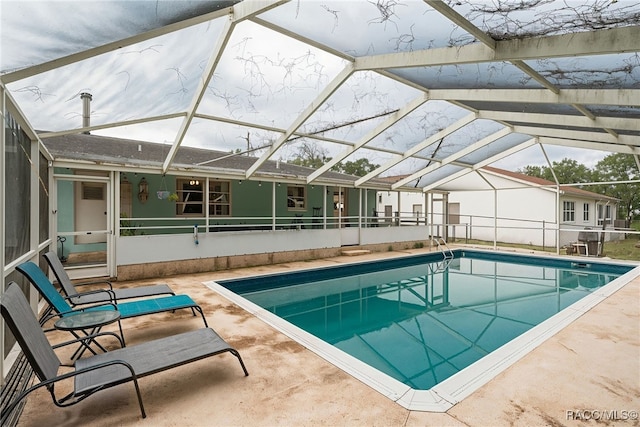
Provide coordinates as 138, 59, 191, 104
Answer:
288, 141, 380, 177
289, 142, 331, 169
518, 165, 551, 180
549, 158, 592, 185
592, 153, 640, 221
519, 158, 592, 185
335, 158, 379, 177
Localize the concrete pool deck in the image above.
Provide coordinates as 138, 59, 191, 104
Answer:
11, 248, 640, 426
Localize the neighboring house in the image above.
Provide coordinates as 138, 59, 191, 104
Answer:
42, 132, 417, 280
377, 166, 619, 248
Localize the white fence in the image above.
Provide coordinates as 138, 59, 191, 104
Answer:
116, 213, 638, 267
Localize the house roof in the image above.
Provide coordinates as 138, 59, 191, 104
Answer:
2, 1, 639, 193
381, 166, 619, 202
42, 131, 391, 189
481, 166, 619, 202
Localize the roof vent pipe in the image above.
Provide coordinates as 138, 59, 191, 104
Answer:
80, 92, 92, 134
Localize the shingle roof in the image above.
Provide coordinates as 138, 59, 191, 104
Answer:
482, 166, 619, 201
41, 132, 389, 188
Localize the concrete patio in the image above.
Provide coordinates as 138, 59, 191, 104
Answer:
12, 249, 640, 426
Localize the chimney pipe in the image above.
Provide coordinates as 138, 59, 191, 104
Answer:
80, 92, 92, 134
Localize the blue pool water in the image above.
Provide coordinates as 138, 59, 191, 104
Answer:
219, 251, 633, 390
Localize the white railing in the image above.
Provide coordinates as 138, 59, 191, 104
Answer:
118, 212, 639, 254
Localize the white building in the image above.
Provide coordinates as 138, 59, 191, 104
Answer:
377, 167, 619, 249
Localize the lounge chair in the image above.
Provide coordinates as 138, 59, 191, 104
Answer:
16, 261, 209, 329
0, 282, 248, 423
43, 251, 175, 306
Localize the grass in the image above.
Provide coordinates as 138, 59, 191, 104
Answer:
600, 237, 640, 261
449, 222, 640, 262
452, 239, 553, 254
604, 220, 640, 261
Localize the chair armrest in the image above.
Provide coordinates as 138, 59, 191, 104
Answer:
64, 288, 117, 304
0, 358, 142, 425
52, 331, 124, 352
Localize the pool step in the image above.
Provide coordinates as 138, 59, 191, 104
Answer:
341, 249, 371, 256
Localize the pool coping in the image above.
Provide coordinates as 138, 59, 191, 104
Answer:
204, 249, 640, 412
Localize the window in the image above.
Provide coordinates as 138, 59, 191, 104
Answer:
597, 204, 612, 226
176, 178, 203, 216
563, 201, 575, 222
287, 185, 306, 210
5, 112, 31, 264
209, 180, 230, 216
583, 203, 589, 222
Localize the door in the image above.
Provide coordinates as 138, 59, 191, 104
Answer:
54, 171, 112, 279
333, 189, 346, 223
384, 205, 393, 224
75, 181, 107, 244
412, 204, 423, 225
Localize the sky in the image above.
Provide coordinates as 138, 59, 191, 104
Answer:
492, 145, 608, 171
0, 0, 633, 177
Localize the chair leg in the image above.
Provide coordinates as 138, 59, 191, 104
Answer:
194, 306, 208, 327
229, 349, 249, 376
131, 376, 146, 418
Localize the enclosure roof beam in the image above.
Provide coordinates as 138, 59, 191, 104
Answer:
477, 110, 640, 132
162, 1, 288, 174
193, 113, 434, 161
424, 0, 496, 48
306, 93, 429, 183
39, 113, 187, 139
421, 138, 537, 192
162, 18, 234, 174
355, 112, 476, 187
0, 7, 235, 85
251, 16, 355, 63
513, 125, 640, 147
539, 137, 640, 155
3, 82, 41, 143
426, 89, 640, 107
354, 26, 639, 71
245, 63, 355, 179
391, 127, 512, 190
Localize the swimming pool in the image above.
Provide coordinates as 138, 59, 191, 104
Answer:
207, 249, 638, 411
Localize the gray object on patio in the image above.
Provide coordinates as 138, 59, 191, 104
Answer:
43, 251, 175, 306
0, 282, 249, 423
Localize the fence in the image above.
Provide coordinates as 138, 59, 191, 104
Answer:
119, 211, 639, 253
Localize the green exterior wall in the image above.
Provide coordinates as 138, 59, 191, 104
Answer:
57, 171, 377, 238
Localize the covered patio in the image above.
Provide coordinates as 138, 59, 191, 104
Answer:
2, 1, 640, 425
7, 249, 640, 426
